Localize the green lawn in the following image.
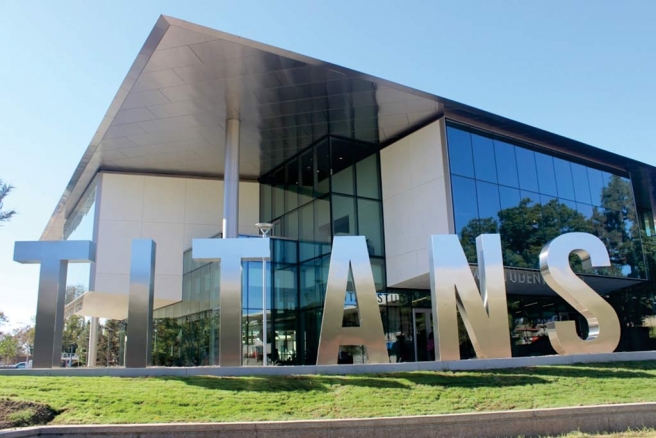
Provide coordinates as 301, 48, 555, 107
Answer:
1, 361, 656, 425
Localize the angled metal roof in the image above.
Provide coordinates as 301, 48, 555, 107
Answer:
42, 15, 656, 240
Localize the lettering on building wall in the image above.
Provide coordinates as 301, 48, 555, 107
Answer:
15, 232, 622, 369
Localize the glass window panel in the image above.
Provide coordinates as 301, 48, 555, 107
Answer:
476, 181, 501, 228
499, 186, 521, 210
299, 150, 314, 206
571, 163, 592, 204
358, 199, 384, 256
535, 153, 558, 197
245, 262, 265, 310
451, 176, 479, 235
272, 188, 285, 220
515, 148, 539, 192
331, 139, 354, 196
446, 126, 474, 178
494, 140, 519, 188
356, 154, 381, 199
299, 203, 314, 242
332, 195, 357, 237
370, 258, 385, 291
332, 165, 354, 195
260, 184, 272, 223
472, 134, 497, 183
559, 199, 580, 232
577, 203, 594, 220
272, 238, 298, 265
587, 168, 604, 207
315, 140, 330, 196
540, 194, 561, 233
553, 158, 576, 201
520, 190, 540, 207
273, 265, 297, 311
314, 198, 331, 243
283, 210, 298, 240
285, 159, 299, 211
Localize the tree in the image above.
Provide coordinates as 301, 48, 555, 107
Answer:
0, 336, 19, 365
0, 180, 15, 223
0, 312, 8, 336
62, 315, 86, 360
96, 320, 124, 366
13, 324, 35, 360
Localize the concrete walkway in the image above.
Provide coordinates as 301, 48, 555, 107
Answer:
2, 402, 656, 437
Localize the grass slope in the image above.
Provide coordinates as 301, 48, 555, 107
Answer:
0, 361, 655, 425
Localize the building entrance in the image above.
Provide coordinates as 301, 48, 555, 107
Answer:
412, 309, 434, 362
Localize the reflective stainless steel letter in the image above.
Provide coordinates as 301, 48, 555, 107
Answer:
13, 240, 95, 368
429, 234, 511, 361
539, 232, 621, 354
316, 236, 388, 365
125, 239, 156, 368
192, 238, 270, 367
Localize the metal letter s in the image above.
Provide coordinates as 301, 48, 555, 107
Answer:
539, 232, 621, 354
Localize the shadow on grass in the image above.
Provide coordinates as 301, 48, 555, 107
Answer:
159, 373, 548, 392
485, 362, 656, 380
156, 361, 656, 393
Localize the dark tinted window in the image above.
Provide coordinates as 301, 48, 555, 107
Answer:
515, 148, 539, 192
553, 158, 575, 201
476, 181, 500, 226
535, 152, 558, 197
472, 134, 497, 183
587, 168, 605, 207
571, 163, 592, 204
451, 176, 478, 234
447, 127, 475, 178
495, 140, 519, 188
499, 186, 521, 210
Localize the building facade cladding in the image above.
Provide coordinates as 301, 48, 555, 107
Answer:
145, 119, 656, 367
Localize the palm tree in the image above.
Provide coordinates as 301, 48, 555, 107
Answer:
0, 180, 16, 223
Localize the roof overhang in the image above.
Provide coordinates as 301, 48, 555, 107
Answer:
41, 15, 656, 240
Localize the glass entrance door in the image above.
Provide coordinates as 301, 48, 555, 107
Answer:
412, 309, 433, 362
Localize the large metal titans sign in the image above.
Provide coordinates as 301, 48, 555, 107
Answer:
14, 232, 621, 369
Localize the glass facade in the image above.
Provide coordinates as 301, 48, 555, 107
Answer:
447, 121, 656, 357
140, 123, 656, 367
447, 122, 647, 278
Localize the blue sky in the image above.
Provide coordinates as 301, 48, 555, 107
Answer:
0, 1, 655, 327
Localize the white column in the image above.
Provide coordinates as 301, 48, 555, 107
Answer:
88, 316, 98, 367
223, 118, 240, 239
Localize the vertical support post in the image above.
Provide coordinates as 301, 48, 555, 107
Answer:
223, 118, 240, 239
88, 317, 99, 367
36, 259, 67, 368
262, 256, 267, 366
125, 239, 156, 368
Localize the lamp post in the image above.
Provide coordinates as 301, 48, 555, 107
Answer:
255, 223, 273, 366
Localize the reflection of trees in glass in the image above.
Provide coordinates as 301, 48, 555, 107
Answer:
459, 176, 651, 278
152, 316, 214, 367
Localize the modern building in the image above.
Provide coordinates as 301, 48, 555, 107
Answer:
49, 16, 656, 367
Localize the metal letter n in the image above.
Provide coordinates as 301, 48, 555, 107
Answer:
429, 234, 511, 361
